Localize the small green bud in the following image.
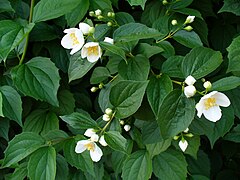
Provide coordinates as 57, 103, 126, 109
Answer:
91, 87, 98, 92
95, 9, 102, 16
89, 11, 95, 17
111, 12, 115, 18
107, 22, 112, 26
173, 135, 179, 140
97, 15, 104, 20
171, 19, 178, 26
203, 81, 212, 90
184, 25, 193, 31
162, 0, 168, 5
185, 133, 194, 138
98, 83, 104, 89
107, 12, 112, 17
119, 120, 124, 125
88, 27, 95, 34
105, 108, 113, 115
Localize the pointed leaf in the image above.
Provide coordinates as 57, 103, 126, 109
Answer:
104, 131, 127, 154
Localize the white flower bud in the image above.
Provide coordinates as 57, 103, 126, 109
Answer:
107, 12, 112, 17
184, 15, 195, 24
90, 87, 98, 92
90, 134, 99, 142
88, 27, 95, 34
184, 85, 196, 98
95, 9, 102, 16
99, 135, 108, 146
107, 22, 112, 26
104, 37, 114, 44
171, 19, 178, 26
79, 22, 91, 35
203, 81, 212, 89
84, 128, 96, 137
120, 120, 125, 125
179, 139, 188, 152
183, 128, 189, 133
124, 124, 131, 132
184, 25, 193, 31
105, 108, 113, 115
89, 11, 94, 17
103, 114, 111, 121
185, 75, 196, 86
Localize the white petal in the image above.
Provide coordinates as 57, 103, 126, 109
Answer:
79, 22, 91, 35
202, 91, 218, 100
90, 143, 103, 162
75, 140, 89, 153
84, 128, 96, 137
87, 54, 100, 63
104, 37, 114, 44
99, 136, 108, 146
179, 140, 188, 152
213, 92, 230, 107
185, 75, 196, 86
81, 47, 88, 58
61, 34, 74, 49
184, 85, 196, 98
70, 45, 82, 55
196, 101, 204, 118
63, 28, 78, 34
90, 134, 99, 142
203, 106, 222, 122
75, 29, 85, 47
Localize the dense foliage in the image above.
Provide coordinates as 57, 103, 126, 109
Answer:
1, 0, 240, 179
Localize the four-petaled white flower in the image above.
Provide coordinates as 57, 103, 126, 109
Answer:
61, 28, 85, 55
179, 139, 188, 152
196, 91, 230, 122
185, 75, 196, 86
79, 22, 91, 35
75, 140, 103, 162
104, 37, 114, 44
81, 42, 102, 63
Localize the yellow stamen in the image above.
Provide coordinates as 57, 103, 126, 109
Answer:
84, 142, 95, 151
87, 46, 99, 56
70, 33, 80, 45
204, 98, 216, 110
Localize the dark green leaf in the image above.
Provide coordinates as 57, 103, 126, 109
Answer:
161, 55, 184, 78
105, 131, 127, 154
7, 162, 27, 180
90, 67, 111, 84
100, 42, 126, 61
2, 132, 45, 167
142, 121, 162, 144
0, 0, 14, 13
0, 118, 9, 141
212, 76, 240, 91
224, 124, 240, 143
127, 0, 147, 9
93, 24, 111, 41
156, 41, 175, 58
146, 139, 171, 158
56, 154, 69, 180
174, 8, 203, 19
135, 43, 164, 58
219, 0, 240, 16
170, 0, 193, 9
110, 80, 148, 118
11, 57, 60, 106
227, 35, 240, 72
115, 12, 135, 25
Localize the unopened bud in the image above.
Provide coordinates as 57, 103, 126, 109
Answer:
111, 12, 115, 18
103, 114, 111, 121
171, 19, 178, 26
120, 120, 124, 125
173, 135, 179, 140
184, 128, 189, 133
185, 75, 196, 86
98, 83, 104, 89
184, 15, 195, 24
107, 12, 112, 17
95, 9, 102, 16
185, 133, 194, 138
105, 108, 113, 115
203, 81, 212, 89
124, 124, 131, 131
184, 25, 193, 31
91, 87, 98, 92
162, 0, 168, 5
89, 11, 94, 17
184, 85, 196, 98
179, 139, 188, 152
97, 15, 104, 20
88, 27, 95, 34
107, 22, 112, 26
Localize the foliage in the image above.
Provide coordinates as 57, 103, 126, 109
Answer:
0, 0, 240, 179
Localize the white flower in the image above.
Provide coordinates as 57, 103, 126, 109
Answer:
105, 108, 113, 115
84, 128, 96, 137
203, 81, 212, 89
99, 135, 108, 146
81, 42, 102, 63
79, 22, 91, 35
104, 37, 114, 44
61, 28, 84, 55
103, 114, 111, 121
185, 75, 196, 86
185, 15, 195, 24
179, 139, 188, 152
124, 124, 131, 132
184, 85, 196, 98
196, 91, 230, 122
95, 9, 102, 16
75, 140, 103, 162
90, 134, 99, 142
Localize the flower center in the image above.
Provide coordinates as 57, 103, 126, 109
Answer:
87, 46, 99, 56
204, 98, 216, 110
70, 33, 80, 45
84, 142, 95, 151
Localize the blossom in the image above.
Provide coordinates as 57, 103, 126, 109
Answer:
75, 140, 103, 162
184, 85, 196, 98
104, 37, 114, 44
79, 22, 91, 35
124, 124, 131, 132
105, 108, 113, 115
81, 42, 102, 63
184, 15, 195, 24
185, 75, 196, 86
196, 91, 230, 122
179, 139, 188, 152
99, 135, 108, 146
61, 28, 84, 55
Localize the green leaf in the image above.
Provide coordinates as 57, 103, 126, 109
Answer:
93, 24, 111, 41
157, 90, 195, 139
2, 132, 45, 167
68, 52, 96, 82
170, 0, 193, 9
135, 43, 164, 58
0, 93, 3, 117
100, 42, 126, 61
28, 146, 56, 180
219, 0, 240, 16
127, 0, 147, 9
161, 55, 184, 78
212, 76, 240, 91
0, 86, 22, 126
90, 67, 111, 84
113, 23, 163, 42
118, 55, 150, 81
122, 150, 152, 180
110, 80, 149, 118
32, 0, 80, 22
146, 139, 172, 158
56, 154, 69, 180
153, 148, 188, 179
63, 138, 95, 177
224, 124, 240, 143
11, 57, 60, 106
0, 0, 14, 13
89, 0, 112, 10
115, 12, 135, 26
98, 83, 113, 112
7, 162, 27, 180
173, 30, 203, 48
104, 131, 127, 154
142, 121, 162, 144
226, 88, 240, 118
65, 0, 89, 27
60, 111, 98, 130
181, 47, 222, 79
174, 8, 203, 20
0, 118, 9, 141
156, 41, 175, 58
227, 35, 240, 72
147, 74, 173, 117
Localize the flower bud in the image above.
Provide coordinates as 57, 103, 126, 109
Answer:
84, 128, 96, 137
184, 25, 193, 31
107, 12, 112, 17
184, 128, 189, 133
120, 120, 124, 125
184, 15, 195, 24
162, 0, 168, 5
98, 83, 104, 89
173, 135, 179, 140
88, 27, 95, 34
203, 81, 212, 89
124, 124, 131, 131
185, 75, 196, 86
105, 108, 113, 115
185, 133, 194, 138
111, 12, 115, 18
97, 15, 104, 20
95, 9, 102, 16
103, 114, 111, 121
99, 135, 108, 146
179, 139, 188, 152
89, 11, 94, 17
107, 22, 112, 26
90, 134, 99, 142
91, 87, 98, 92
104, 37, 114, 44
79, 22, 91, 35
171, 19, 178, 26
184, 85, 196, 98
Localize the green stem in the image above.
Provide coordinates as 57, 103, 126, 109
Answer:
172, 80, 182, 85
19, 0, 35, 65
